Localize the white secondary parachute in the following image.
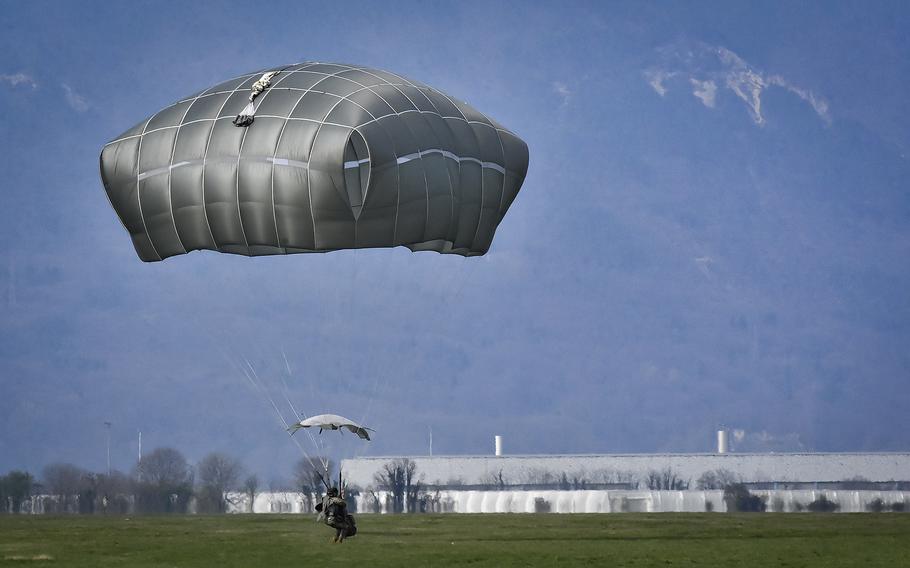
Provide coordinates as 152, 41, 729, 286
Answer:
288, 414, 373, 441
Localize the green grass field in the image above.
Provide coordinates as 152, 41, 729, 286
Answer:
2, 513, 909, 567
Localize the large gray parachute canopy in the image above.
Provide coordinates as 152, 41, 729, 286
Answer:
100, 62, 529, 262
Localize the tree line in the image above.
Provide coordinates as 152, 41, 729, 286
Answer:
1, 447, 270, 515
1, 453, 421, 515
1, 448, 390, 515
7, 456, 903, 515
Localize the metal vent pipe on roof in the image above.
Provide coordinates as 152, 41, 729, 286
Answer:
495, 435, 503, 457
717, 430, 728, 454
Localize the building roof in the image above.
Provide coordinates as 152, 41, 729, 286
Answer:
341, 453, 910, 487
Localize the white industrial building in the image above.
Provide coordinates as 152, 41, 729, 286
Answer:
325, 451, 910, 514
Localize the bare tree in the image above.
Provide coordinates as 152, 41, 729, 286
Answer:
373, 458, 419, 513
591, 469, 638, 488
645, 467, 690, 490
134, 447, 193, 513
558, 472, 588, 490
243, 475, 259, 513
268, 477, 291, 492
521, 468, 556, 487
77, 473, 99, 514
41, 466, 129, 515
481, 469, 508, 490
293, 457, 332, 511
696, 468, 739, 490
294, 458, 331, 492
138, 448, 192, 486
196, 452, 243, 513
94, 470, 132, 514
0, 471, 35, 514
42, 463, 85, 513
362, 486, 382, 513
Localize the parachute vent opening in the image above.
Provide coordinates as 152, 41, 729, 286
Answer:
343, 130, 370, 219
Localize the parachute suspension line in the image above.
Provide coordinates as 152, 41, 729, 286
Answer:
245, 258, 330, 467
356, 372, 381, 429
352, 377, 386, 462
279, 351, 303, 421
153, 290, 331, 478
242, 357, 329, 476
349, 247, 373, 427
278, 348, 329, 469
281, 348, 293, 382
440, 255, 468, 300
208, 335, 311, 465
354, 321, 398, 442
449, 254, 481, 306
284, 350, 330, 462
354, 254, 477, 462
348, 248, 359, 358
349, 254, 411, 461
351, 248, 359, 306
254, 358, 330, 476
350, 369, 383, 462
240, 359, 295, 442
348, 294, 386, 458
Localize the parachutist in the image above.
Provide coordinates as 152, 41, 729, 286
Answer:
317, 486, 356, 542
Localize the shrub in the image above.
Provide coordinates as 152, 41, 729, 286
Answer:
0, 471, 35, 514
723, 483, 766, 512
807, 495, 839, 513
890, 501, 906, 512
704, 501, 714, 512
534, 497, 551, 513
697, 469, 739, 490
361, 488, 382, 513
867, 498, 886, 513
771, 497, 786, 512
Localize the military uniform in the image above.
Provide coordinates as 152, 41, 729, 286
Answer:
317, 488, 356, 542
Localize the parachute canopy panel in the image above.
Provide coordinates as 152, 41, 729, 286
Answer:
100, 62, 529, 261
289, 414, 373, 441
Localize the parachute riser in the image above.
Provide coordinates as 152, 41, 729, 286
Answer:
315, 470, 330, 492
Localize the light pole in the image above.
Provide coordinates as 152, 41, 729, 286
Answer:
104, 421, 112, 475
137, 430, 143, 483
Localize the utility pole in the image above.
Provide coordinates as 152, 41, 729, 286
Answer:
104, 421, 112, 475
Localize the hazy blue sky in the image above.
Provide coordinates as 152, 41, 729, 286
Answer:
1, 1, 908, 481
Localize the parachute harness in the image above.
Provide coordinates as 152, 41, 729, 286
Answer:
233, 71, 280, 127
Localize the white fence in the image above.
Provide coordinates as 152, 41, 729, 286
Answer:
18, 489, 908, 514
355, 489, 909, 514
224, 489, 910, 514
